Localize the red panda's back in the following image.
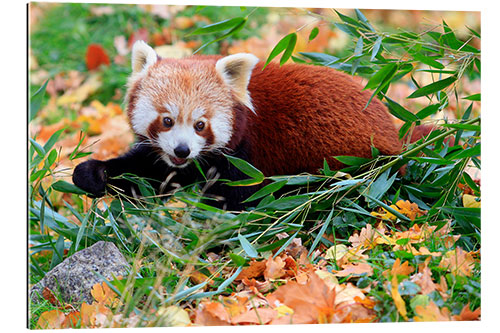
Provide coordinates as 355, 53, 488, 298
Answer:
246, 62, 401, 176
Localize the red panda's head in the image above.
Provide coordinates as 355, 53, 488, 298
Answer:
125, 41, 259, 168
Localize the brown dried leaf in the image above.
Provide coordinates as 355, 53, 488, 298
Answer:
264, 255, 286, 280
236, 260, 266, 281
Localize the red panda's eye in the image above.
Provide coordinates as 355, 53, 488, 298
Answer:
194, 121, 205, 132
163, 117, 174, 128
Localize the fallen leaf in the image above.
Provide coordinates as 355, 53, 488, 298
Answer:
452, 303, 480, 321
414, 301, 451, 321
386, 258, 415, 278
231, 307, 277, 324
463, 194, 480, 208
325, 244, 348, 261
41, 287, 60, 306
396, 200, 426, 220
264, 255, 286, 280
334, 262, 373, 277
37, 309, 66, 329
410, 257, 436, 295
157, 306, 192, 326
236, 260, 266, 281
348, 224, 386, 249
86, 44, 110, 71
438, 247, 476, 277
267, 272, 337, 324
390, 275, 407, 320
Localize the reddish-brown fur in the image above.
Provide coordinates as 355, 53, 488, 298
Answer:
244, 61, 401, 175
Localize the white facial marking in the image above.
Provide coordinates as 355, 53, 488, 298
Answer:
210, 111, 233, 148
131, 95, 158, 137
157, 124, 207, 168
164, 102, 179, 119
192, 107, 206, 121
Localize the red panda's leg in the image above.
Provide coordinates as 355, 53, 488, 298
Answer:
72, 142, 170, 197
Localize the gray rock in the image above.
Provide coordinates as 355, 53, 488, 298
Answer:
30, 241, 129, 305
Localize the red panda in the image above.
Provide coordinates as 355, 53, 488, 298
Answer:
73, 41, 402, 209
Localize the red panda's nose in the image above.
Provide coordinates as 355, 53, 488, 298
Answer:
174, 144, 190, 158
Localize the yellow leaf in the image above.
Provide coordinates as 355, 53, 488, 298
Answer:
275, 304, 294, 318
315, 269, 339, 289
324, 244, 348, 261
390, 275, 407, 320
56, 74, 102, 106
157, 306, 192, 326
463, 194, 480, 208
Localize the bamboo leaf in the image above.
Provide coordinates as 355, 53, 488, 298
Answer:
238, 234, 258, 258
188, 17, 245, 35
407, 76, 457, 99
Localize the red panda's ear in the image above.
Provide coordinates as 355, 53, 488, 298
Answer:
131, 41, 158, 74
215, 53, 259, 113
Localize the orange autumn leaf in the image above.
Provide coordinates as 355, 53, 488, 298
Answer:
390, 275, 407, 320
221, 296, 248, 318
189, 270, 214, 286
264, 255, 286, 280
348, 223, 386, 249
90, 281, 120, 307
334, 262, 373, 277
86, 44, 110, 70
203, 301, 231, 323
414, 301, 451, 321
410, 257, 436, 295
37, 309, 66, 329
452, 303, 481, 321
236, 260, 266, 281
387, 258, 415, 277
395, 200, 426, 220
231, 307, 277, 324
267, 272, 337, 324
438, 247, 476, 277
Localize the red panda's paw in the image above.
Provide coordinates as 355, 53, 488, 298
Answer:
72, 159, 108, 197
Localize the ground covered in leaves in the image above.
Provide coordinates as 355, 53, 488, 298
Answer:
29, 3, 481, 328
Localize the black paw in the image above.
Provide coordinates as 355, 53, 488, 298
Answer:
72, 159, 107, 197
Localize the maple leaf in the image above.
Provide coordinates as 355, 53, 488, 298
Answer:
410, 257, 436, 295
348, 223, 386, 249
438, 247, 476, 277
264, 255, 286, 280
396, 200, 426, 220
452, 303, 481, 321
267, 272, 337, 324
91, 281, 121, 308
414, 301, 451, 321
86, 44, 110, 71
236, 260, 266, 281
334, 262, 373, 278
